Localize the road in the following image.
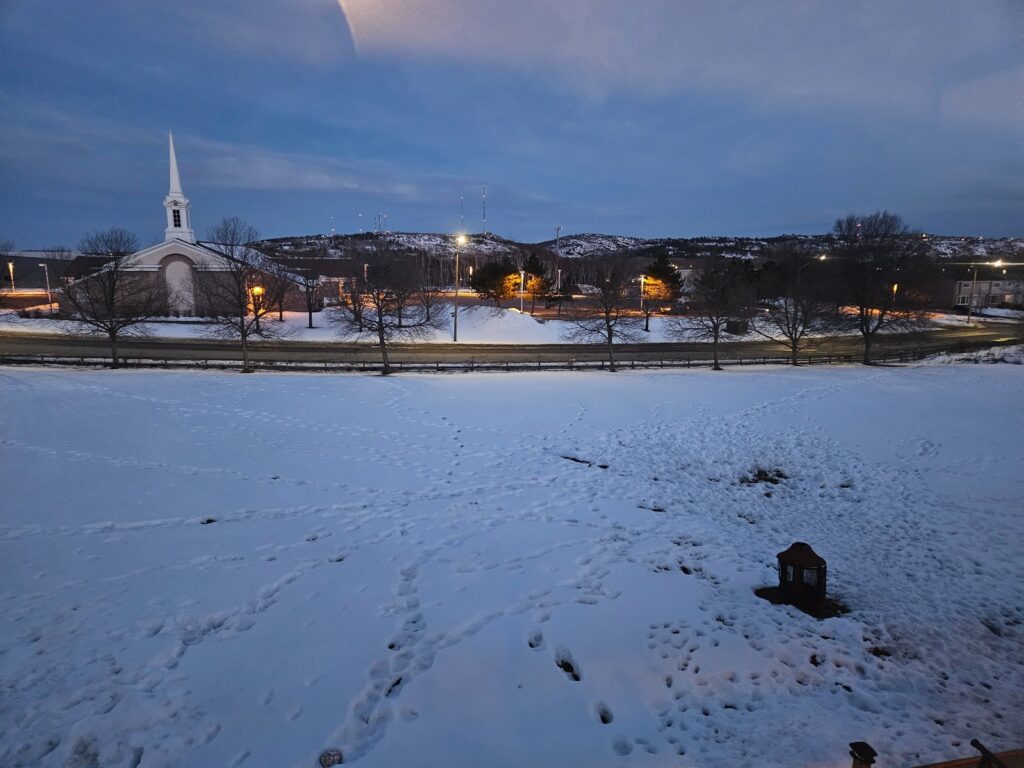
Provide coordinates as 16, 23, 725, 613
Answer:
1, 324, 1019, 368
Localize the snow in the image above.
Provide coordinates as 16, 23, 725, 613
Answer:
1, 308, 717, 345
1, 363, 1022, 768
4, 304, 1016, 348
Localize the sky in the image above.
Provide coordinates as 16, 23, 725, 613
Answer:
0, 0, 1021, 248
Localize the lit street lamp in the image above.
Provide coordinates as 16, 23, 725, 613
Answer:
639, 274, 646, 311
453, 234, 467, 342
6, 261, 14, 292
38, 262, 53, 313
252, 285, 264, 331
520, 270, 526, 312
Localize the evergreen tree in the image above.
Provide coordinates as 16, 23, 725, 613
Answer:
640, 254, 683, 331
523, 253, 551, 315
469, 259, 518, 307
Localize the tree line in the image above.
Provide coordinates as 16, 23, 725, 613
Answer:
30, 210, 984, 373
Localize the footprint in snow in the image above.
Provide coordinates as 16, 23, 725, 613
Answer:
527, 629, 545, 650
554, 646, 582, 682
611, 736, 633, 756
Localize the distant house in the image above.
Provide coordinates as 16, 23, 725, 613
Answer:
954, 279, 1024, 309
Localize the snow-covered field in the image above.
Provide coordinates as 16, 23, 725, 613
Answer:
1, 307, 687, 344
5, 305, 1016, 347
1, 362, 1022, 768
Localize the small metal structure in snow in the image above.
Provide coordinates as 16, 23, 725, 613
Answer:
777, 542, 827, 606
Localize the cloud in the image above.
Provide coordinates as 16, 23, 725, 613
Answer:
186, 0, 356, 67
192, 140, 420, 198
940, 68, 1024, 130
340, 0, 1019, 119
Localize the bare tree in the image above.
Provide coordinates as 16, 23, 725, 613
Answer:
295, 268, 322, 329
388, 258, 419, 328
57, 227, 164, 368
194, 217, 290, 373
833, 211, 931, 363
415, 263, 448, 324
750, 244, 841, 365
562, 257, 642, 371
670, 255, 754, 370
329, 251, 444, 374
341, 273, 366, 331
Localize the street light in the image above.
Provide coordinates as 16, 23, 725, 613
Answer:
38, 262, 52, 314
519, 270, 526, 312
639, 274, 646, 311
252, 285, 264, 330
453, 234, 467, 342
6, 261, 14, 292
966, 265, 978, 325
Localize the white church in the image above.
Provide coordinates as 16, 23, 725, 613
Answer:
112, 133, 247, 315
64, 132, 317, 319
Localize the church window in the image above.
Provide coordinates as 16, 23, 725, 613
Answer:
173, 209, 181, 227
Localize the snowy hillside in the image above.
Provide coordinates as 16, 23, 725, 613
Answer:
1, 363, 1021, 768
258, 232, 524, 260
260, 231, 1023, 262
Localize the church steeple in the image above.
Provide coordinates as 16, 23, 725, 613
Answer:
164, 131, 195, 243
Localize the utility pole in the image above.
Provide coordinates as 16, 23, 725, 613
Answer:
453, 234, 466, 342
38, 262, 52, 313
555, 226, 563, 292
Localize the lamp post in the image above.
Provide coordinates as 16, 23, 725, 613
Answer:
966, 265, 978, 325
252, 285, 264, 332
38, 262, 52, 313
639, 274, 646, 311
453, 234, 467, 342
519, 270, 525, 312
556, 267, 562, 293
6, 261, 14, 292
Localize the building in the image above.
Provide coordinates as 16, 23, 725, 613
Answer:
954, 279, 1024, 309
59, 134, 322, 317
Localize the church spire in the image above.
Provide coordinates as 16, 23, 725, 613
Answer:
163, 131, 195, 243
168, 131, 183, 197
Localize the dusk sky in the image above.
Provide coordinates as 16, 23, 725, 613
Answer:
1, 0, 1021, 248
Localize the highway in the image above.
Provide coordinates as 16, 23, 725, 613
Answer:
0, 324, 1018, 368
